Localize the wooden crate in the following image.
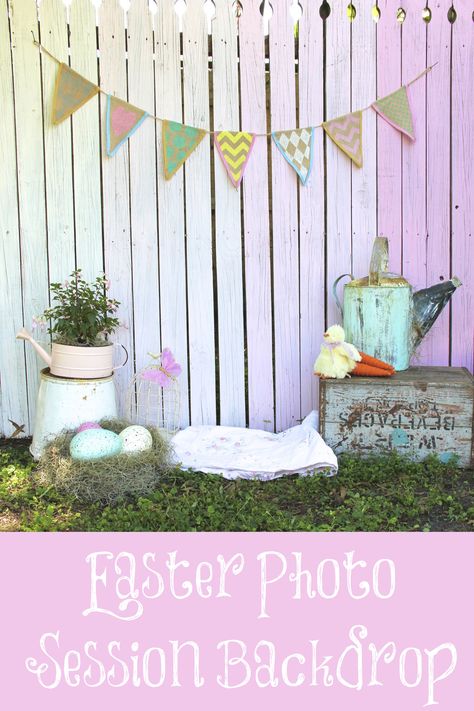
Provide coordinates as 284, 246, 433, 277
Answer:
319, 367, 474, 467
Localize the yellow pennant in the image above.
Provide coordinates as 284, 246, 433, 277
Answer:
214, 131, 256, 188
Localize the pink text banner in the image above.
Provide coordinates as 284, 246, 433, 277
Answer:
0, 532, 471, 710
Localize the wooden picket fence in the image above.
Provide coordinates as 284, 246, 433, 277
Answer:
0, 0, 472, 438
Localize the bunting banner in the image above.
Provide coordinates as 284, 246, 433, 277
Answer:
163, 120, 207, 179
272, 128, 314, 185
52, 63, 99, 125
214, 131, 256, 188
372, 86, 415, 140
38, 41, 433, 186
323, 111, 363, 168
106, 96, 149, 157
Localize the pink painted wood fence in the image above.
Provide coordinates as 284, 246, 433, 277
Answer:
0, 0, 472, 438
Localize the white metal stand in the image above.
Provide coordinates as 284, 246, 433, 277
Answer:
30, 368, 118, 459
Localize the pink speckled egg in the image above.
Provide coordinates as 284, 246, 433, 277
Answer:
77, 421, 102, 433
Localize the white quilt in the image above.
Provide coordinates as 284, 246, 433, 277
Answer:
171, 411, 337, 480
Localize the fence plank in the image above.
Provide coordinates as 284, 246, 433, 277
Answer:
451, 0, 473, 371
269, 0, 300, 430
127, 0, 160, 373
212, 0, 246, 426
239, 0, 274, 431
98, 0, 134, 411
69, 0, 103, 279
155, 0, 190, 427
401, 3, 427, 369
0, 0, 28, 436
10, 0, 49, 432
377, 0, 402, 274
351, 3, 377, 280
182, 0, 216, 425
325, 1, 352, 327
424, 0, 452, 365
298, 0, 324, 418
39, 0, 75, 284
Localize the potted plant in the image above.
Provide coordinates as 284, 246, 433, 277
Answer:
17, 270, 127, 379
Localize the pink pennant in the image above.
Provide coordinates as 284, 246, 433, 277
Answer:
106, 95, 148, 157
111, 106, 140, 136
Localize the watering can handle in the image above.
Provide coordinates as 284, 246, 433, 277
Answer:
112, 343, 129, 372
332, 274, 353, 318
369, 236, 389, 285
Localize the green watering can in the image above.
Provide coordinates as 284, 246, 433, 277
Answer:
333, 237, 461, 371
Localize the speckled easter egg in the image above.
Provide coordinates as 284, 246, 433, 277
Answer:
70, 429, 123, 461
119, 425, 153, 454
77, 421, 102, 433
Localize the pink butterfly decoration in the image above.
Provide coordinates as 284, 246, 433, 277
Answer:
142, 348, 182, 388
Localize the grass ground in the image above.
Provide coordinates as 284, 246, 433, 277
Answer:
0, 440, 473, 532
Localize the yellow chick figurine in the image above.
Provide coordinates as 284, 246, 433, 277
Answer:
313, 324, 362, 379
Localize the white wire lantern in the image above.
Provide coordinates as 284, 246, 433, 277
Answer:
127, 349, 181, 440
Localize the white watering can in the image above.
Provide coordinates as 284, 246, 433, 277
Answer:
17, 328, 128, 379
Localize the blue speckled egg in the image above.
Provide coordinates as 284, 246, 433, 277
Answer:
70, 428, 123, 461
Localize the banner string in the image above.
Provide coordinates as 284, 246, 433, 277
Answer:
33, 38, 437, 138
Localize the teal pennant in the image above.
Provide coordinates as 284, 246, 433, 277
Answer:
163, 120, 206, 179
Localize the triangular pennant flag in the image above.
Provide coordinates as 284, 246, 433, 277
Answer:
372, 86, 415, 140
52, 63, 99, 125
323, 111, 363, 167
272, 127, 314, 184
163, 120, 206, 179
106, 95, 149, 157
214, 131, 256, 188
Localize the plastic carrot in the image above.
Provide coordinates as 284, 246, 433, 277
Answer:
352, 363, 393, 377
358, 351, 395, 373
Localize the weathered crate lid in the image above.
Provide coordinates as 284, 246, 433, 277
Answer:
322, 366, 473, 387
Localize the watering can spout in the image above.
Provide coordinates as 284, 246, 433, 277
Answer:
16, 328, 52, 367
411, 277, 462, 350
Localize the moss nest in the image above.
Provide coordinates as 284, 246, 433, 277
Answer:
35, 419, 174, 505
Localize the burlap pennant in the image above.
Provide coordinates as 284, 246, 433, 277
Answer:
372, 85, 415, 140
323, 111, 363, 167
272, 127, 314, 185
52, 63, 99, 125
163, 120, 206, 179
106, 95, 149, 157
214, 131, 256, 188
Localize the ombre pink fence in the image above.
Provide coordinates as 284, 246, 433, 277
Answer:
0, 0, 472, 438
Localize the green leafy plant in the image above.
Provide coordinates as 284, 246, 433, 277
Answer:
41, 270, 120, 346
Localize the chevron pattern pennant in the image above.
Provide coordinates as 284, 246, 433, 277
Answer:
52, 63, 99, 124
106, 96, 148, 157
214, 131, 256, 188
372, 85, 415, 140
272, 128, 314, 184
163, 120, 207, 179
323, 111, 363, 167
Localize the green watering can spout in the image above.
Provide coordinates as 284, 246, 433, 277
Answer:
411, 277, 462, 350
